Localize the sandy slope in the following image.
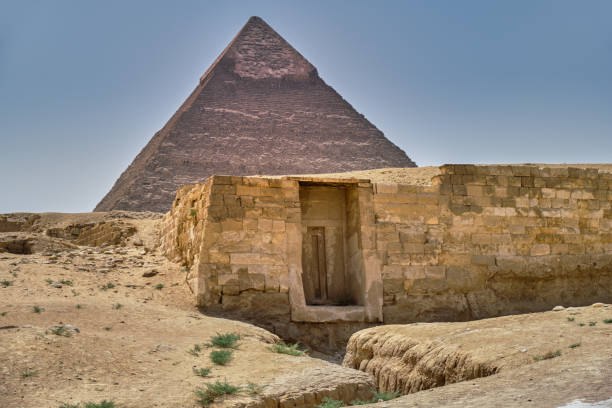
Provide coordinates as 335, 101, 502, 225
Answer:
0, 214, 374, 408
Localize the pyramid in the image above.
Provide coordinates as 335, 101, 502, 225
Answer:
95, 16, 416, 213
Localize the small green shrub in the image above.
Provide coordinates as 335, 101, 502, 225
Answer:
59, 403, 79, 408
188, 344, 202, 356
569, 343, 581, 348
193, 367, 212, 377
209, 332, 240, 348
350, 390, 400, 405
84, 401, 116, 408
246, 381, 265, 395
60, 280, 73, 286
104, 327, 112, 331
269, 342, 304, 356
155, 283, 164, 290
189, 209, 197, 217
100, 282, 115, 291
112, 303, 122, 310
317, 397, 345, 408
21, 368, 38, 378
578, 323, 585, 327
533, 350, 561, 361
567, 317, 575, 322
371, 390, 400, 401
45, 279, 53, 284
50, 325, 71, 337
195, 381, 240, 406
76, 304, 82, 309
589, 321, 597, 327
1, 311, 7, 316
1, 280, 13, 287
603, 318, 612, 324
33, 305, 43, 313
210, 349, 233, 365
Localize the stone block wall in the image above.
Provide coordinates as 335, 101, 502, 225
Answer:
376, 165, 612, 322
160, 175, 299, 315
161, 165, 612, 329
46, 221, 136, 247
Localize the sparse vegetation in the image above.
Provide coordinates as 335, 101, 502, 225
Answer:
76, 304, 82, 309
194, 381, 240, 406
567, 317, 575, 322
33, 305, 43, 313
45, 278, 53, 284
59, 403, 79, 408
84, 401, 116, 408
569, 343, 581, 348
1, 311, 7, 316
188, 344, 202, 356
210, 349, 233, 365
190, 209, 197, 217
21, 368, 38, 378
589, 321, 597, 326
60, 279, 73, 286
246, 381, 265, 395
193, 367, 212, 377
1, 280, 13, 287
317, 397, 345, 408
269, 342, 305, 356
112, 303, 122, 310
155, 283, 164, 290
209, 332, 240, 348
578, 323, 586, 327
104, 327, 112, 331
50, 325, 71, 337
533, 350, 561, 361
100, 282, 115, 291
603, 318, 612, 324
351, 390, 400, 405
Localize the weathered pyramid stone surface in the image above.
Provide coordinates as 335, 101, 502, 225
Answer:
96, 16, 416, 213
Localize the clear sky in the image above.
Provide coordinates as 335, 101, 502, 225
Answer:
1, 0, 611, 213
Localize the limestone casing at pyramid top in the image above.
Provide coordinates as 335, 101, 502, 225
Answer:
200, 16, 316, 81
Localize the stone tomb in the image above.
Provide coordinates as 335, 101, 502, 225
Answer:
160, 165, 612, 347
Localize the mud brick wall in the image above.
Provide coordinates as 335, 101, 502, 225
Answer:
376, 165, 612, 323
46, 221, 136, 247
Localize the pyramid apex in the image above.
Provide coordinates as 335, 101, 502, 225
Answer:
203, 15, 315, 80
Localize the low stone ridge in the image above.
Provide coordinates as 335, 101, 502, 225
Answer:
95, 16, 415, 213
343, 304, 612, 407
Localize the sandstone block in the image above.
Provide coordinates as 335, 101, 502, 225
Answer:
530, 244, 550, 256
258, 218, 273, 232
222, 284, 240, 295
376, 183, 399, 194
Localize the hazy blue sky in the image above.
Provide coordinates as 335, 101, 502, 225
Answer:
1, 0, 611, 213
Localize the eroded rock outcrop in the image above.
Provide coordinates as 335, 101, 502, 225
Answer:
343, 304, 612, 396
